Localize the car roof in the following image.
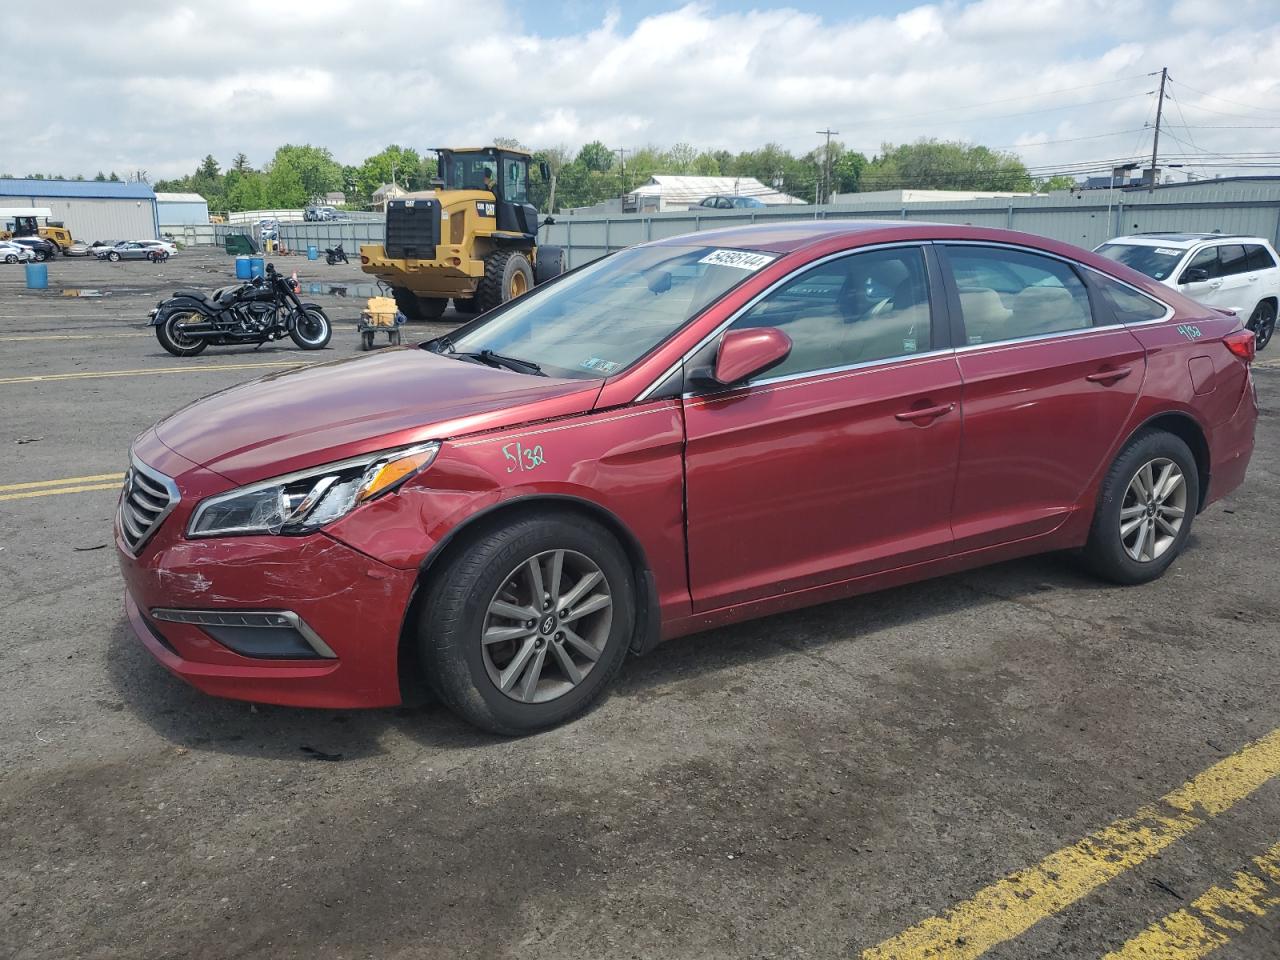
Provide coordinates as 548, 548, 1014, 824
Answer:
1104, 233, 1269, 249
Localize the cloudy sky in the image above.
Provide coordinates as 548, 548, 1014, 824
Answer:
3, 0, 1279, 182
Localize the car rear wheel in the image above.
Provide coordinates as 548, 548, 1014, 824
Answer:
1248, 300, 1276, 352
419, 514, 634, 734
107, 251, 120, 262
1081, 429, 1198, 585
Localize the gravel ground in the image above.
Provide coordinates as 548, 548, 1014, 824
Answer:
1, 249, 1278, 959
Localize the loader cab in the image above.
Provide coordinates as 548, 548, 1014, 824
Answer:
436, 147, 546, 238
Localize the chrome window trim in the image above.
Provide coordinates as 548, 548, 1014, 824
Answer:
635, 240, 935, 402
940, 240, 1176, 344
118, 456, 181, 556
150, 608, 337, 659
741, 347, 955, 389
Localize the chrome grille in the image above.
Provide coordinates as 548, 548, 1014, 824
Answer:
118, 459, 180, 554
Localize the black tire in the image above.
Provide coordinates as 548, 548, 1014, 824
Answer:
289, 306, 332, 350
1081, 429, 1199, 585
107, 251, 120, 262
476, 250, 534, 313
33, 250, 47, 262
453, 297, 480, 314
1248, 300, 1276, 352
419, 514, 635, 735
391, 288, 446, 322
326, 254, 336, 265
360, 330, 374, 351
155, 311, 208, 357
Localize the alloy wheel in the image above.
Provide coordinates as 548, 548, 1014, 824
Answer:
481, 549, 613, 704
1120, 457, 1187, 562
1249, 301, 1276, 351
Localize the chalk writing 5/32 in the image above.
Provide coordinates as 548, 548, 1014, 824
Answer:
502, 442, 547, 473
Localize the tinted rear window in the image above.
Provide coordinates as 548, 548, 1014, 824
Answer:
1093, 274, 1168, 324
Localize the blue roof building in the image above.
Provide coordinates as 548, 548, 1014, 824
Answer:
0, 178, 159, 242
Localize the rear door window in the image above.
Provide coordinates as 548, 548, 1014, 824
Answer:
1218, 244, 1249, 276
1092, 274, 1168, 324
945, 246, 1093, 345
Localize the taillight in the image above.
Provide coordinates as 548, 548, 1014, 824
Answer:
1224, 329, 1256, 363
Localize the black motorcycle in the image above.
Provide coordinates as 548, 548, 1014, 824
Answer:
325, 244, 349, 265
150, 263, 332, 357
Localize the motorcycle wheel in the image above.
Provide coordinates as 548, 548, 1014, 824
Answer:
156, 311, 208, 357
289, 306, 332, 350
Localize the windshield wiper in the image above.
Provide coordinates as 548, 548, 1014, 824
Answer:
425, 338, 545, 375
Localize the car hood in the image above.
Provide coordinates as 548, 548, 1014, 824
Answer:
153, 348, 602, 485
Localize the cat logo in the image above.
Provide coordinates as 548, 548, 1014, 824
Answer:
476, 201, 496, 218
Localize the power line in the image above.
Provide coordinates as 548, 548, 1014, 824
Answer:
1167, 78, 1280, 119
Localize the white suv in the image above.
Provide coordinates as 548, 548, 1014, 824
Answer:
1096, 233, 1279, 351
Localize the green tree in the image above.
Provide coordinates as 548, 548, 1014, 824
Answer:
863, 139, 1033, 192
226, 172, 269, 211
198, 155, 220, 180
355, 145, 424, 201
270, 144, 341, 201
232, 153, 251, 173
576, 141, 613, 173
1037, 174, 1078, 192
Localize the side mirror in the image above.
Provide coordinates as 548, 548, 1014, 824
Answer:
1181, 266, 1210, 284
713, 327, 792, 385
539, 161, 551, 181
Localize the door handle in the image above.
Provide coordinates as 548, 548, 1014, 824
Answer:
1085, 366, 1133, 384
895, 402, 955, 422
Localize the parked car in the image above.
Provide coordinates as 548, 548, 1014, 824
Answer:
62, 241, 93, 257
88, 241, 121, 256
10, 236, 57, 261
0, 240, 34, 263
117, 222, 1258, 734
698, 195, 767, 209
1096, 233, 1279, 350
304, 205, 339, 222
138, 239, 178, 257
96, 241, 167, 262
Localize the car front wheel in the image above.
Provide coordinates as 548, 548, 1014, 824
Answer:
1081, 429, 1199, 585
419, 514, 634, 734
107, 251, 120, 262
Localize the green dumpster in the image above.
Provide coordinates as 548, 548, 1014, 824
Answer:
224, 233, 256, 255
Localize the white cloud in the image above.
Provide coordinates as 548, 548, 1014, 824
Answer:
1, 0, 1278, 181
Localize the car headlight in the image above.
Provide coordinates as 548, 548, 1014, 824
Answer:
187, 442, 440, 538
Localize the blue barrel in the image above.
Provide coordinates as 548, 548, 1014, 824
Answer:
307, 245, 318, 261
234, 255, 252, 280
249, 256, 265, 278
25, 262, 48, 289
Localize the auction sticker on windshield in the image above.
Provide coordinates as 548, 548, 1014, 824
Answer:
699, 249, 777, 270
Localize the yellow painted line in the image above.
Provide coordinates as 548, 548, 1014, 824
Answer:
0, 333, 148, 342
0, 359, 309, 385
860, 728, 1280, 960
0, 481, 122, 502
0, 472, 124, 493
1102, 840, 1280, 959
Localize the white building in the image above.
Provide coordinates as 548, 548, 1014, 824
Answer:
155, 192, 210, 226
625, 175, 806, 213
832, 188, 1038, 205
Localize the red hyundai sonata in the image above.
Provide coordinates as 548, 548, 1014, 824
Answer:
117, 222, 1258, 733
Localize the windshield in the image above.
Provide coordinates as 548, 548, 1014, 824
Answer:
1095, 243, 1185, 281
442, 153, 498, 192
441, 244, 777, 378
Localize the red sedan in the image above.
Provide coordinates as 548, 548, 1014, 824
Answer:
116, 222, 1258, 733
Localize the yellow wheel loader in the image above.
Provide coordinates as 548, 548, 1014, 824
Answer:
359, 147, 563, 321
0, 207, 74, 251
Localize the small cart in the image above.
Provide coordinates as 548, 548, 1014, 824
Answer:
357, 295, 404, 350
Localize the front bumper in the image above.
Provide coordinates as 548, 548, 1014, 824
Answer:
117, 433, 420, 709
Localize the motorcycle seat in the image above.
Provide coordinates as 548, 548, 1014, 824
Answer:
173, 289, 213, 302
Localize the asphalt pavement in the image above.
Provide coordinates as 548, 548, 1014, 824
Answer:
1, 249, 1278, 959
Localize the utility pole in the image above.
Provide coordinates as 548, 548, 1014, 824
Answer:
613, 147, 629, 194
1149, 67, 1167, 194
816, 128, 838, 204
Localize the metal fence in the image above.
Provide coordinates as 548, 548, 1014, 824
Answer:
193, 183, 1280, 268
543, 184, 1280, 269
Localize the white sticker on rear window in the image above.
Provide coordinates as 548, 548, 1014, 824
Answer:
1154, 248, 1182, 256
698, 249, 777, 271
